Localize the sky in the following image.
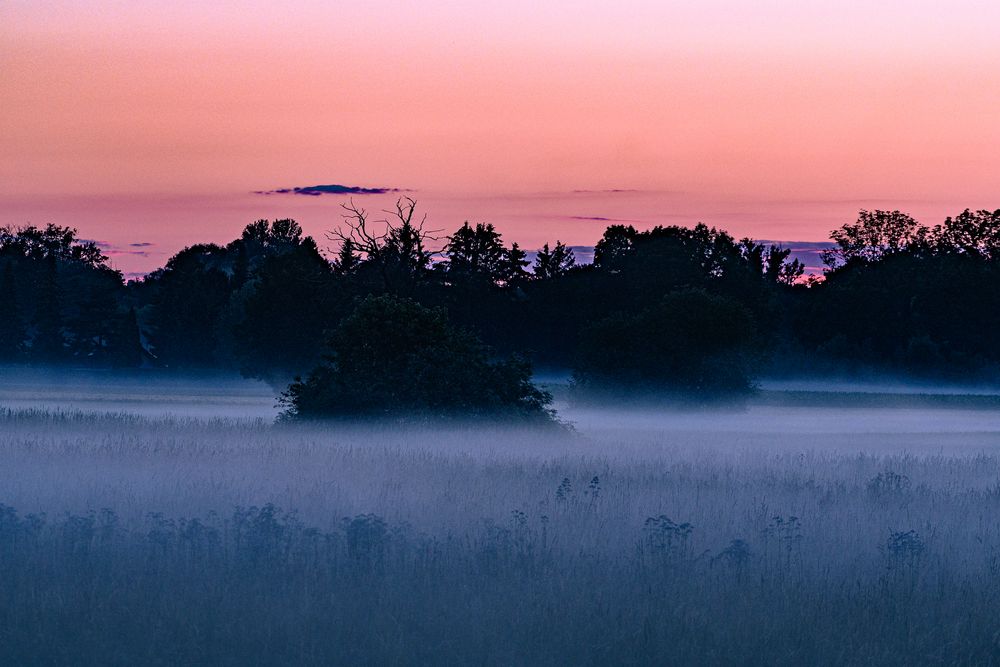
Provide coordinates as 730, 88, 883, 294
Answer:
2, 1, 999, 276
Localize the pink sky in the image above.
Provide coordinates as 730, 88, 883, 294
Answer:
2, 1, 999, 275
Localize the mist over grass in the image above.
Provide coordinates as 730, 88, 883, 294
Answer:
2, 376, 1000, 663
0, 366, 280, 419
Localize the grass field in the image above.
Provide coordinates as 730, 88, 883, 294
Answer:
2, 375, 1000, 664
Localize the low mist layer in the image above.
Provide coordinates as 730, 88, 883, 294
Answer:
2, 372, 1000, 663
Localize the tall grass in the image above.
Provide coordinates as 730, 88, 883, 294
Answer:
1, 407, 1000, 664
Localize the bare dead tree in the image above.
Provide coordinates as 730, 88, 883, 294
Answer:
327, 199, 380, 261
326, 197, 443, 288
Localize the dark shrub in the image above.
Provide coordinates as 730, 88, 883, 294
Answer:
281, 295, 553, 421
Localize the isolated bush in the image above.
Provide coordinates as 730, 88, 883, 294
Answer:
281, 294, 553, 421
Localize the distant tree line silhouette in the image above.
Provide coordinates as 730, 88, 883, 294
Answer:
2, 203, 998, 412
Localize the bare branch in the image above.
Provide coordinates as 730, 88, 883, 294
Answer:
326, 199, 386, 260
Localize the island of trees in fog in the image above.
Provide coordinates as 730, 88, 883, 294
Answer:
1, 202, 998, 418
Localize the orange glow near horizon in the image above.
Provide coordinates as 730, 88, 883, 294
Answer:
2, 1, 999, 273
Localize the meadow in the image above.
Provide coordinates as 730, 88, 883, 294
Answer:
2, 375, 1000, 664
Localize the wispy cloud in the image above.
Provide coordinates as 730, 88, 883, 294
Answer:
110, 249, 157, 258
255, 184, 403, 196
570, 189, 642, 194
566, 215, 640, 223
86, 240, 160, 258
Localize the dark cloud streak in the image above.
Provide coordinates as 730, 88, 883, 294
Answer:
570, 189, 642, 194
85, 239, 160, 258
255, 184, 403, 196
566, 215, 640, 223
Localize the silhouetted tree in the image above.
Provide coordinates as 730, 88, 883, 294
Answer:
931, 208, 1000, 260
592, 225, 636, 270
228, 238, 340, 384
444, 222, 507, 282
0, 261, 25, 361
739, 239, 804, 285
109, 307, 145, 368
331, 238, 361, 275
0, 224, 129, 364
146, 244, 233, 367
282, 295, 553, 421
533, 241, 576, 279
0, 223, 107, 268
240, 219, 305, 257
5, 204, 999, 382
592, 223, 750, 285
31, 256, 64, 362
231, 242, 249, 289
329, 198, 438, 292
443, 222, 530, 287
586, 222, 785, 336
771, 250, 805, 286
502, 242, 531, 286
793, 249, 1000, 375
822, 210, 927, 269
55, 257, 130, 365
785, 205, 1000, 376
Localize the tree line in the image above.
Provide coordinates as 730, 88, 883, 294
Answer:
1, 202, 998, 417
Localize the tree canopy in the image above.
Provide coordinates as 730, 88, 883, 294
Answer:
574, 289, 760, 397
0, 224, 136, 364
5, 202, 1000, 406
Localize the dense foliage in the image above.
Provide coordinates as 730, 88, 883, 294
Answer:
4, 203, 1000, 409
281, 295, 552, 421
0, 224, 140, 366
792, 209, 1000, 376
574, 289, 760, 396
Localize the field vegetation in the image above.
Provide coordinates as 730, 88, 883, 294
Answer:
2, 401, 1000, 664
